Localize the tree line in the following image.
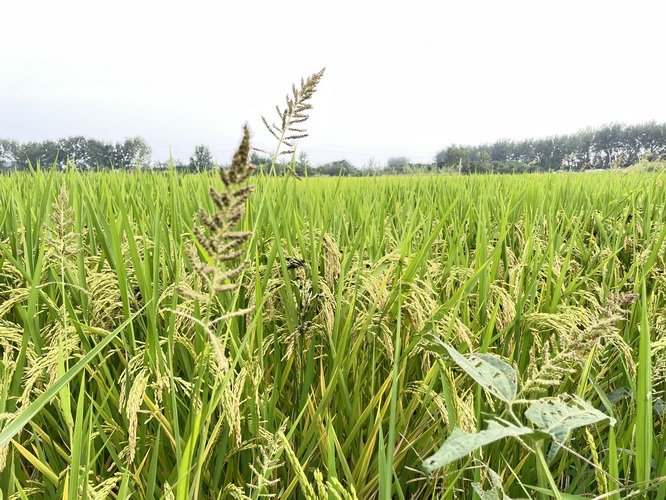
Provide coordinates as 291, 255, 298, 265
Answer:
250, 153, 436, 177
258, 122, 666, 176
0, 137, 220, 172
0, 136, 154, 171
3, 122, 665, 174
434, 121, 666, 174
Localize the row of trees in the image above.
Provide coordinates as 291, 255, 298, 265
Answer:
250, 152, 369, 177
435, 122, 666, 173
0, 137, 219, 171
253, 122, 666, 177
250, 152, 435, 177
0, 137, 153, 171
3, 122, 665, 175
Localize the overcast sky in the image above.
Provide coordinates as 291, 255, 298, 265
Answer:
2, 0, 665, 167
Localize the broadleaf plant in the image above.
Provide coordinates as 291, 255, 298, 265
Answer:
425, 336, 518, 403
524, 395, 617, 439
472, 467, 513, 500
422, 420, 533, 473
525, 395, 617, 461
422, 342, 616, 498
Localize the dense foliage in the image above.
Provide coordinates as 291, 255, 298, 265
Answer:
4, 121, 666, 175
0, 168, 664, 498
435, 122, 666, 173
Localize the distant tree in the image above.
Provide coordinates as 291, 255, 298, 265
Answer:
250, 152, 264, 165
512, 139, 534, 165
114, 137, 152, 170
492, 160, 531, 174
611, 152, 629, 170
57, 136, 91, 169
561, 131, 592, 170
172, 159, 187, 172
644, 122, 666, 156
152, 160, 169, 171
434, 149, 447, 168
86, 139, 114, 170
250, 151, 272, 173
18, 141, 59, 170
532, 137, 563, 170
189, 145, 214, 171
490, 139, 515, 163
364, 157, 380, 170
443, 145, 471, 173
407, 162, 436, 173
626, 121, 666, 161
472, 151, 492, 173
387, 156, 410, 169
0, 139, 20, 170
316, 159, 355, 176
430, 122, 666, 174
591, 123, 626, 169
297, 151, 310, 176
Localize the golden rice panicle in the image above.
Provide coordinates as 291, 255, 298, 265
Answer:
44, 182, 79, 264
279, 431, 317, 500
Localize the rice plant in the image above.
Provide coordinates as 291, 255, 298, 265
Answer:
0, 81, 664, 499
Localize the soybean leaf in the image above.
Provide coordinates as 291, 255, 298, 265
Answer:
525, 395, 616, 441
472, 483, 502, 500
425, 337, 518, 403
422, 420, 533, 473
606, 387, 632, 405
472, 467, 509, 500
525, 395, 616, 461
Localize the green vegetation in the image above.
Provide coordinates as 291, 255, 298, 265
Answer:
1, 72, 665, 498
0, 136, 153, 172
0, 165, 665, 498
435, 122, 666, 173
3, 121, 666, 175
626, 158, 666, 174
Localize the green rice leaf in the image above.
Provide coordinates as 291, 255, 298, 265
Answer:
0, 304, 147, 450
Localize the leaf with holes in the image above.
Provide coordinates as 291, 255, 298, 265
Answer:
425, 337, 518, 403
422, 420, 533, 473
525, 395, 616, 460
472, 467, 508, 500
472, 483, 503, 500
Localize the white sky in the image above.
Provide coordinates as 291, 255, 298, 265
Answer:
2, 0, 665, 167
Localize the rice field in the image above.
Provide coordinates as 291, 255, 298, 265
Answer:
0, 167, 665, 499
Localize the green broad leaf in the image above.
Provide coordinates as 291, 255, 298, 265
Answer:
524, 395, 616, 445
425, 337, 518, 403
472, 483, 503, 500
606, 386, 632, 405
422, 420, 533, 473
472, 467, 510, 500
654, 397, 664, 417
